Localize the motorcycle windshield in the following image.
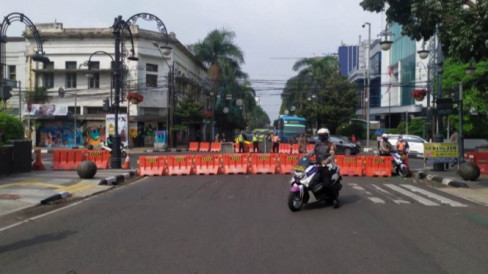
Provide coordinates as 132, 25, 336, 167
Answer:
293, 157, 312, 172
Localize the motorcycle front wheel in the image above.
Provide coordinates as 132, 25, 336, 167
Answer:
287, 192, 303, 212
398, 166, 409, 178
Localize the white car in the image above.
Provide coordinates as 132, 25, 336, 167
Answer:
387, 134, 428, 157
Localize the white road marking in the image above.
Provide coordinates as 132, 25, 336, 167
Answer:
385, 184, 439, 206
401, 184, 468, 207
368, 197, 385, 204
372, 185, 411, 205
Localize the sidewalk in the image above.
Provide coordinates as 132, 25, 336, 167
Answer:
0, 158, 137, 217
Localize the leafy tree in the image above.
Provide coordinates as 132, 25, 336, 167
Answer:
441, 58, 488, 137
0, 111, 23, 146
282, 56, 359, 134
25, 86, 49, 104
174, 89, 206, 129
360, 0, 486, 62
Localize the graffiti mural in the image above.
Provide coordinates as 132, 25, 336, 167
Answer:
39, 121, 81, 147
86, 125, 105, 146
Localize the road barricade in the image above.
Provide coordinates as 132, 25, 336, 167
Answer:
278, 154, 301, 174
188, 142, 199, 152
199, 142, 210, 152
464, 152, 488, 174
210, 142, 222, 152
250, 153, 278, 174
336, 155, 363, 176
364, 155, 392, 177
279, 143, 291, 154
306, 144, 314, 153
167, 155, 194, 176
222, 153, 249, 175
85, 150, 110, 169
291, 144, 299, 154
138, 156, 166, 176
194, 154, 221, 175
53, 149, 84, 170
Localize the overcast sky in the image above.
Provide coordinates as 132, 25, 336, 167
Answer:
3, 0, 385, 122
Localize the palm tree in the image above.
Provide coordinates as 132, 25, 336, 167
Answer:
191, 28, 245, 92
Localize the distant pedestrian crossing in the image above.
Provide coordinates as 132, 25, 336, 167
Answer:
348, 182, 469, 207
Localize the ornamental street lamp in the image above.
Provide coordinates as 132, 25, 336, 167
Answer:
111, 15, 138, 169
84, 51, 115, 106
363, 22, 371, 149
1, 13, 50, 102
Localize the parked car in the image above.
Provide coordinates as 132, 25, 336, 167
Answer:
309, 135, 360, 155
386, 134, 428, 156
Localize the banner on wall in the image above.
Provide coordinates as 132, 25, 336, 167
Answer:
154, 130, 167, 148
106, 114, 128, 147
24, 104, 68, 116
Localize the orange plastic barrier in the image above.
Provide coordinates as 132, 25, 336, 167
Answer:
188, 142, 199, 152
464, 152, 488, 174
85, 150, 110, 169
222, 153, 249, 174
291, 144, 299, 154
167, 155, 194, 176
306, 144, 315, 153
278, 143, 291, 154
53, 150, 85, 170
210, 142, 222, 152
250, 153, 278, 174
364, 155, 392, 177
278, 154, 302, 174
194, 154, 221, 175
199, 142, 210, 152
336, 155, 364, 176
138, 156, 166, 176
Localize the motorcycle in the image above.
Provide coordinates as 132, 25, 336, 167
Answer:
288, 156, 342, 212
391, 151, 409, 177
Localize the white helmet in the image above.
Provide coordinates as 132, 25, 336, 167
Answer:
382, 133, 388, 138
317, 128, 330, 135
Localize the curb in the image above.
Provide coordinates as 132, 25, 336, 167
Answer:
98, 170, 137, 185
416, 170, 469, 188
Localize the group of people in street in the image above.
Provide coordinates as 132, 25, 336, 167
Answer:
379, 134, 409, 156
229, 131, 313, 154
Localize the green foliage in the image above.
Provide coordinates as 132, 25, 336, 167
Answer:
26, 86, 49, 103
360, 0, 488, 62
283, 56, 359, 134
0, 112, 24, 146
336, 122, 366, 139
395, 118, 426, 137
174, 90, 206, 126
441, 57, 488, 137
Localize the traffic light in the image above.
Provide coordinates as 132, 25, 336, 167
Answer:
102, 98, 110, 112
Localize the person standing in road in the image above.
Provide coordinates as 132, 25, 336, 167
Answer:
350, 134, 357, 143
272, 133, 280, 153
252, 132, 259, 153
379, 134, 394, 156
238, 131, 245, 153
298, 133, 308, 153
214, 133, 220, 143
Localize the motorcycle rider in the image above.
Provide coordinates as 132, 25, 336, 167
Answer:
379, 133, 394, 156
305, 128, 340, 208
396, 135, 409, 155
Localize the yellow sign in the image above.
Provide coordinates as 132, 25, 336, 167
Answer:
286, 156, 298, 161
202, 156, 213, 161
174, 157, 186, 162
373, 157, 385, 163
259, 155, 270, 160
230, 156, 241, 161
344, 157, 356, 163
90, 151, 102, 157
424, 143, 458, 158
146, 157, 158, 163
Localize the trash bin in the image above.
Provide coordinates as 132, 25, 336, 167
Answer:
12, 139, 32, 173
432, 134, 445, 171
221, 142, 234, 154
0, 145, 13, 175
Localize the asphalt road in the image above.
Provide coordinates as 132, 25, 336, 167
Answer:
1, 172, 487, 274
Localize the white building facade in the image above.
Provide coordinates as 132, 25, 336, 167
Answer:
5, 22, 208, 148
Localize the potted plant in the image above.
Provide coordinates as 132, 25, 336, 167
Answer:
127, 92, 144, 104
411, 89, 427, 101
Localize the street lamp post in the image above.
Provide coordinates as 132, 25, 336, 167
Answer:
1, 12, 49, 103
111, 15, 138, 169
363, 22, 371, 149
84, 51, 114, 105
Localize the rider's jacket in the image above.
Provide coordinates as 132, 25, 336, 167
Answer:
306, 139, 335, 163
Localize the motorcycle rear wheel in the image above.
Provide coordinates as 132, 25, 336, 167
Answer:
287, 192, 303, 212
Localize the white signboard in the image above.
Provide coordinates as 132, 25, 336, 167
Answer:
106, 114, 128, 148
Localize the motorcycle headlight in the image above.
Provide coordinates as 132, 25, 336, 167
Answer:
294, 171, 305, 179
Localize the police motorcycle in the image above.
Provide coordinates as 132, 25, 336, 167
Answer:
391, 151, 409, 177
287, 156, 342, 212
